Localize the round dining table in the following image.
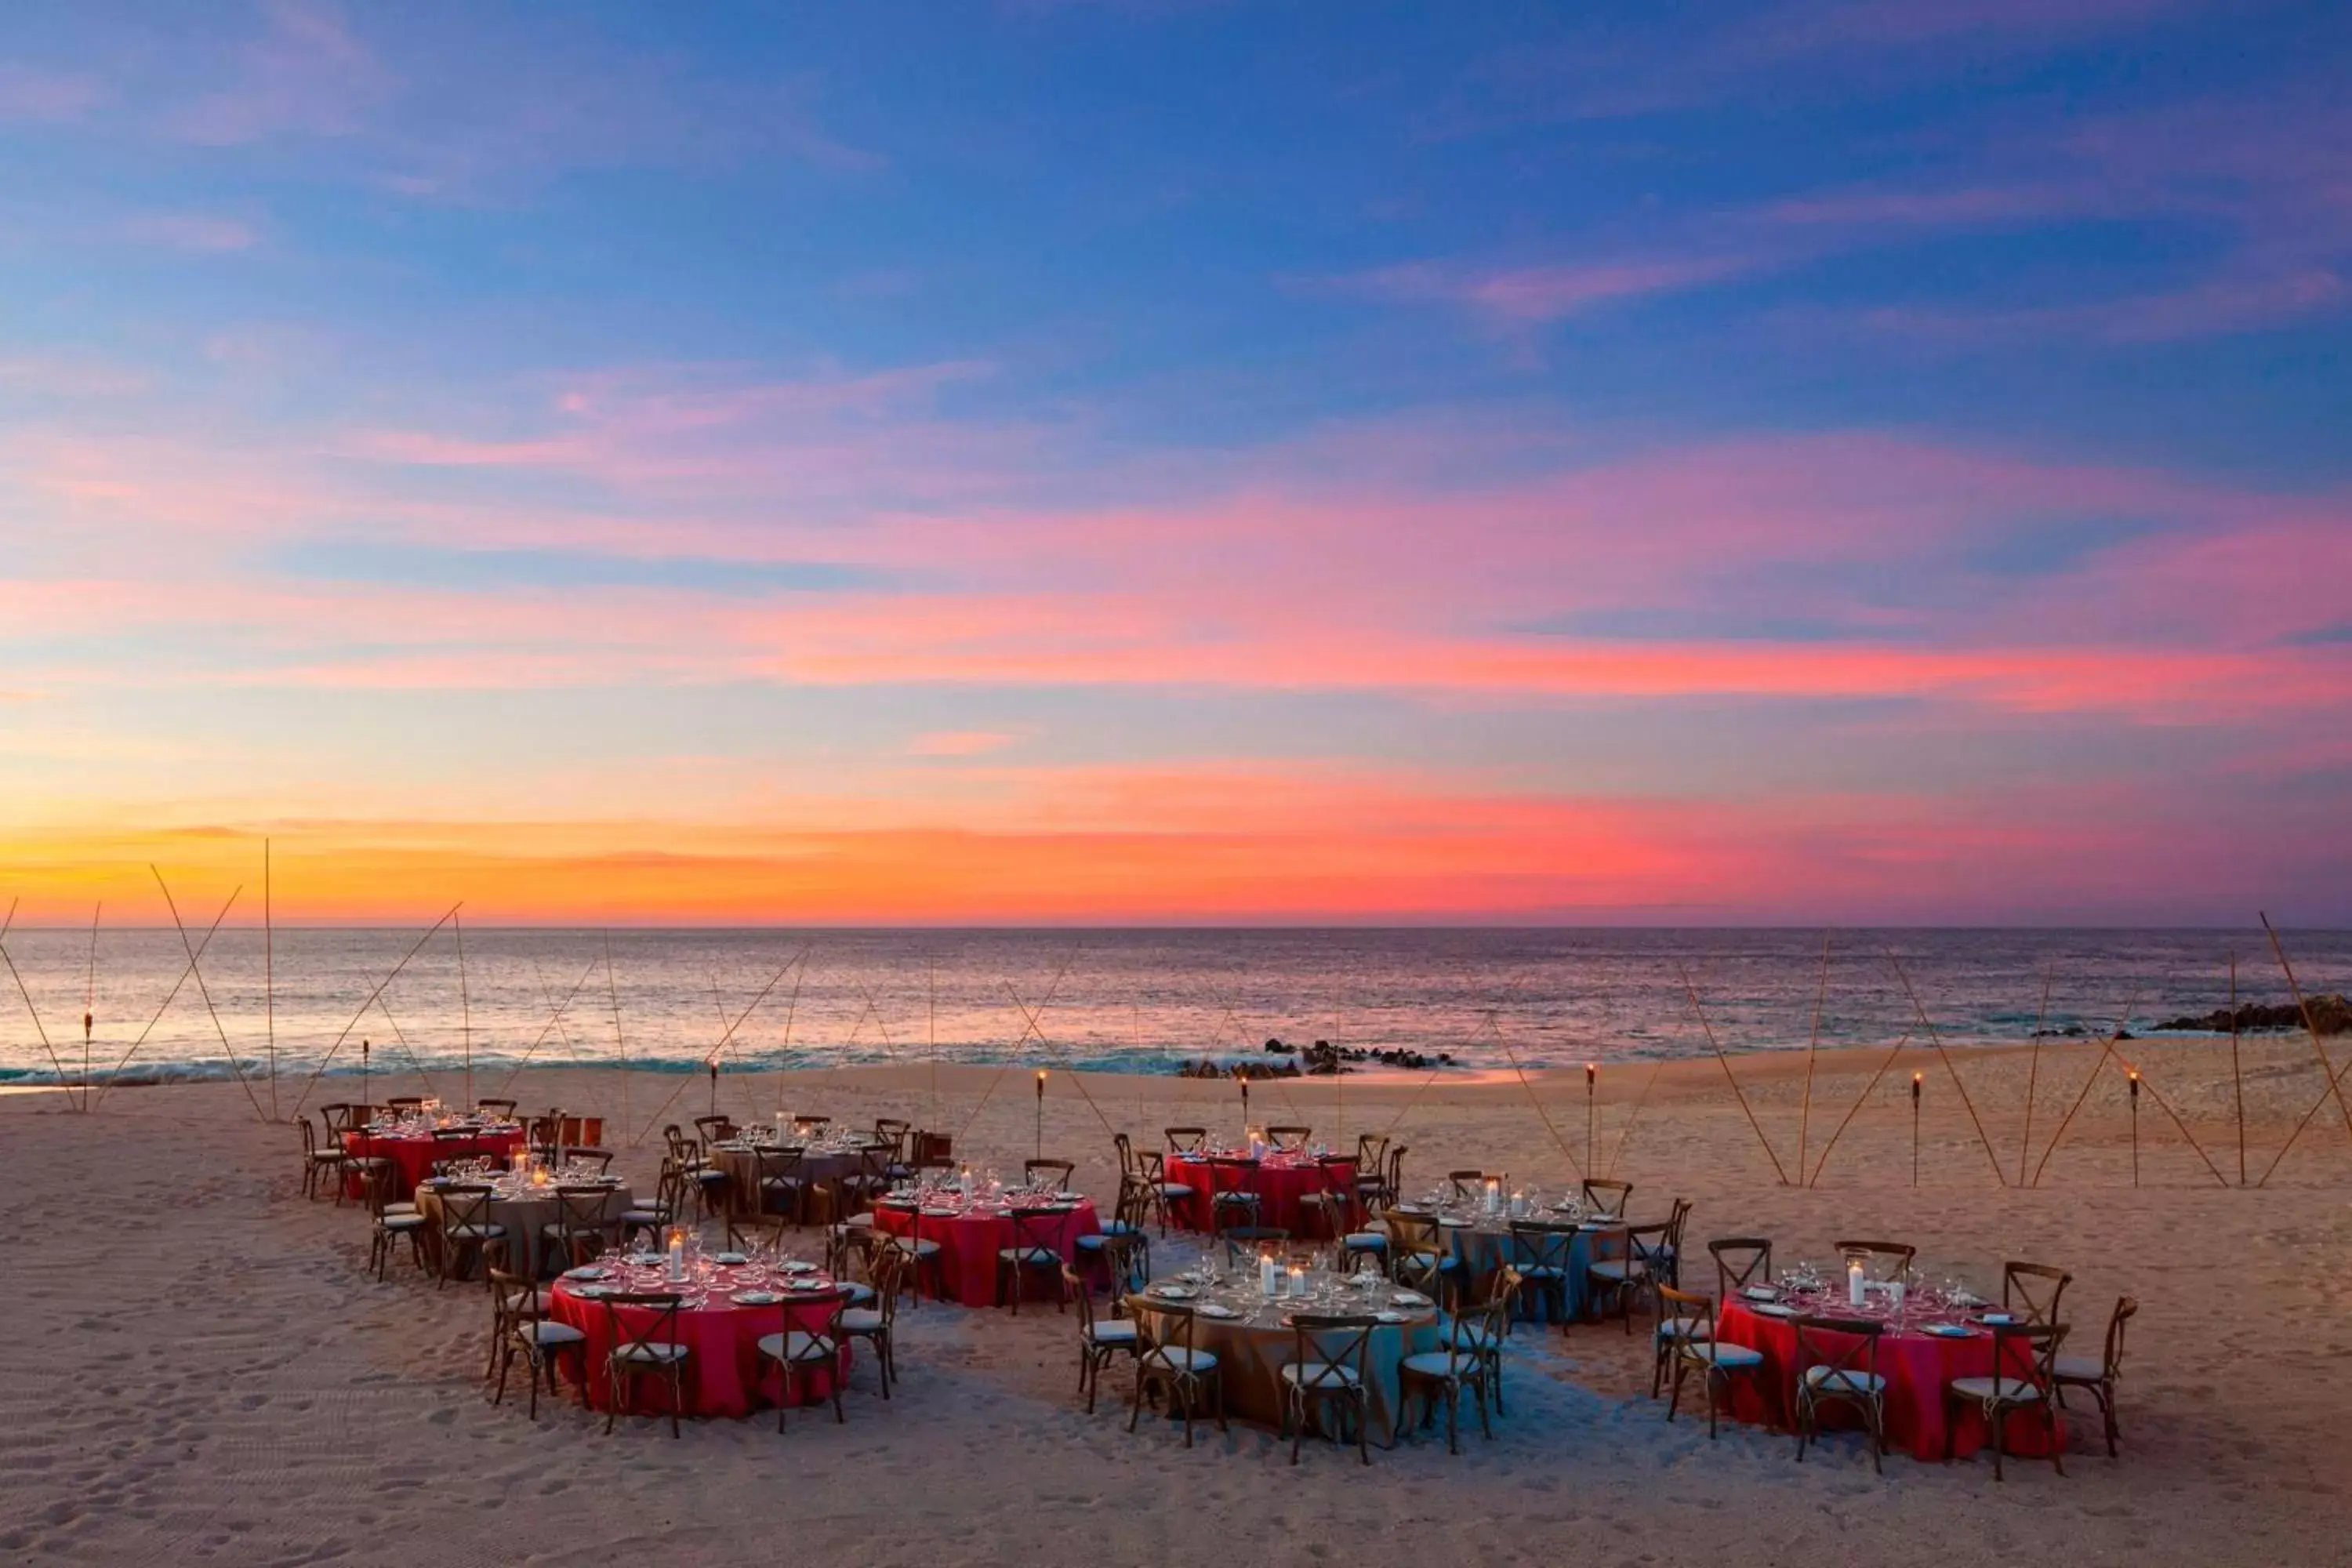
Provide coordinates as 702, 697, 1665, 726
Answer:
1713, 1293, 2066, 1461
710, 1138, 891, 1219
872, 1194, 1101, 1305
415, 1174, 632, 1279
1124, 1275, 1443, 1446
343, 1123, 525, 1198
547, 1257, 853, 1420
1386, 1206, 1624, 1323
1165, 1152, 1356, 1236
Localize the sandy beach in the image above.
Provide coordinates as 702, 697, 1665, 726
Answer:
5, 1039, 2349, 1567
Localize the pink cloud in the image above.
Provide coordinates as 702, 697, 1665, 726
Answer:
1320, 256, 1754, 325
0, 64, 105, 122
120, 212, 263, 254
908, 730, 1021, 757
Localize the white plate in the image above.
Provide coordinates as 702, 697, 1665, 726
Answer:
1739, 1286, 1780, 1302
919, 1207, 959, 1218
713, 1252, 750, 1265
1374, 1309, 1410, 1324
1197, 1303, 1239, 1319
1751, 1301, 1797, 1318
1438, 1217, 1472, 1229
1978, 1312, 2018, 1327
780, 1260, 818, 1274
732, 1290, 782, 1306
563, 1265, 608, 1280
572, 1284, 612, 1300
1149, 1285, 1197, 1300
1924, 1323, 1975, 1338
1390, 1290, 1430, 1308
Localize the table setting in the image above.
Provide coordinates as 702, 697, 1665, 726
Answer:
1124, 1242, 1442, 1444
870, 1167, 1100, 1305
1711, 1259, 2063, 1461
1164, 1137, 1356, 1234
341, 1108, 527, 1198
414, 1158, 632, 1279
546, 1230, 854, 1419
1384, 1182, 1625, 1322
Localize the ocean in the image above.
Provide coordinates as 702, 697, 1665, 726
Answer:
0, 926, 2343, 1091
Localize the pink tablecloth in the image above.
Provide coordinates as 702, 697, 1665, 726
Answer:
873, 1200, 1100, 1305
1166, 1154, 1354, 1236
549, 1272, 851, 1420
343, 1127, 525, 1198
1715, 1299, 2064, 1462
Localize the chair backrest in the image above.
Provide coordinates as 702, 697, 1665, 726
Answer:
554, 1185, 612, 1232
1835, 1240, 1916, 1283
475, 1098, 518, 1117
1990, 1320, 2067, 1391
1207, 1154, 1259, 1188
1626, 1218, 1676, 1272
1446, 1170, 1488, 1200
1664, 1197, 1693, 1253
1063, 1262, 1101, 1334
1009, 1206, 1062, 1258
1134, 1298, 1200, 1369
655, 1157, 690, 1218
387, 1096, 423, 1112
601, 1292, 684, 1359
1439, 1291, 1511, 1375
319, 1102, 355, 1135
432, 1127, 476, 1144
1485, 1263, 1526, 1319
437, 1183, 495, 1236
791, 1114, 831, 1138
2002, 1261, 2072, 1326
527, 1113, 562, 1151
564, 1149, 615, 1174
1709, 1236, 1773, 1296
864, 1246, 904, 1327
693, 1115, 736, 1150
753, 1145, 803, 1202
488, 1265, 534, 1338
1657, 1283, 1717, 1342
1384, 1145, 1407, 1198
1508, 1221, 1575, 1277
299, 1116, 321, 1158
1581, 1178, 1632, 1218
1024, 1158, 1076, 1192
2100, 1295, 2138, 1378
1385, 1210, 1441, 1258
874, 1118, 912, 1160
1164, 1126, 1207, 1153
1136, 1149, 1171, 1185
1355, 1133, 1389, 1171
663, 1123, 693, 1159
1100, 1231, 1151, 1294
1793, 1313, 1885, 1392
1112, 1131, 1135, 1178
361, 1159, 405, 1218
1265, 1125, 1312, 1152
913, 1130, 953, 1163
1288, 1314, 1374, 1393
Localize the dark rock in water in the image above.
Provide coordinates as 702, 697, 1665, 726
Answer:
2152, 995, 2352, 1036
2114, 1029, 2133, 1041
1264, 1037, 1294, 1054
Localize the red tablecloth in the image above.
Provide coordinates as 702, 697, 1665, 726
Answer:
1715, 1299, 2064, 1461
343, 1127, 525, 1198
1165, 1154, 1354, 1236
549, 1272, 851, 1419
873, 1200, 1099, 1305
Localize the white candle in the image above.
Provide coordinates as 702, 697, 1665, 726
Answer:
1260, 1254, 1279, 1297
1287, 1266, 1305, 1299
667, 1229, 687, 1282
1847, 1258, 1866, 1307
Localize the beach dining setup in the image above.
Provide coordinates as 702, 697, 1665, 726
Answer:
297, 1078, 2136, 1477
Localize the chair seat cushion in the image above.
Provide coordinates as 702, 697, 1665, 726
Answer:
1950, 1374, 2042, 1403
520, 1319, 586, 1347
1099, 1220, 1142, 1236
1805, 1365, 1886, 1395
501, 1288, 551, 1315
761, 1176, 803, 1191
376, 1214, 428, 1232
837, 1212, 877, 1229
1280, 1360, 1363, 1388
840, 1283, 877, 1308
888, 1236, 942, 1258
2053, 1354, 2106, 1383
620, 1208, 670, 1225
1399, 1351, 1476, 1379
1402, 1250, 1460, 1272
1156, 1184, 1195, 1200
840, 1308, 886, 1334
1142, 1346, 1217, 1374
1655, 1316, 1704, 1341
1688, 1341, 1763, 1369
1588, 1259, 1646, 1282
756, 1331, 837, 1364
612, 1341, 689, 1367
1517, 1264, 1566, 1280
1000, 1246, 1060, 1266
1341, 1232, 1388, 1250
1433, 1313, 1497, 1350
1084, 1319, 1140, 1345
445, 1223, 506, 1240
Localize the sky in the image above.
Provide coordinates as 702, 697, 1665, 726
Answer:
1, 0, 2349, 926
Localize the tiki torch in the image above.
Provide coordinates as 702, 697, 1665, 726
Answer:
1911, 1072, 1922, 1188
1035, 1069, 1047, 1160
2129, 1069, 2141, 1188
1585, 1063, 1597, 1175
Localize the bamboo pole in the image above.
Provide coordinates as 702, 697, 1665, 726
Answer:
289, 903, 459, 1117
1795, 931, 1831, 1191
1805, 1033, 1912, 1186
2018, 971, 2053, 1187
2107, 1043, 2230, 1187
84, 902, 100, 1113
954, 946, 1078, 1143
1003, 979, 1118, 1140
0, 916, 78, 1106
605, 932, 630, 1138
2228, 953, 2245, 1186
2028, 994, 2140, 1187
151, 866, 267, 1122
456, 914, 472, 1112
94, 888, 241, 1109
630, 947, 805, 1147
1887, 951, 2005, 1186
263, 841, 276, 1121
370, 992, 441, 1101
488, 952, 601, 1100
1677, 962, 1791, 1185
1494, 1024, 1585, 1181
2255, 1051, 2352, 1187
2262, 913, 2352, 1153
1606, 1057, 1666, 1180
774, 958, 806, 1120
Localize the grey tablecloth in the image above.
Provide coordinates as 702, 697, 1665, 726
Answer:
416, 1180, 633, 1279
1125, 1287, 1442, 1445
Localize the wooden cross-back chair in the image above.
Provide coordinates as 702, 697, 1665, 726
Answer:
1656, 1283, 1763, 1436
1280, 1315, 1376, 1465
1835, 1239, 1917, 1283
1794, 1314, 1889, 1472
